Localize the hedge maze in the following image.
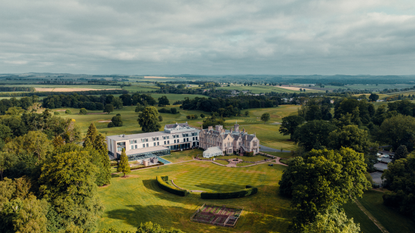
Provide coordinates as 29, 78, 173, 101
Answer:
191, 204, 243, 227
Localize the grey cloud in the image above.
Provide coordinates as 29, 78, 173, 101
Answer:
0, 0, 414, 75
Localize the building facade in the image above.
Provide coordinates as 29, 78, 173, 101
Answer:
106, 122, 200, 160
199, 124, 260, 155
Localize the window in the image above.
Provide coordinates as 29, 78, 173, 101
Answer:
130, 140, 137, 144
143, 144, 145, 148
174, 140, 176, 143
135, 145, 137, 149
164, 141, 166, 145
167, 141, 170, 144
154, 142, 156, 146
146, 143, 149, 147
131, 145, 134, 149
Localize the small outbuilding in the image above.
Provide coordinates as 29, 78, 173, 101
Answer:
203, 146, 223, 158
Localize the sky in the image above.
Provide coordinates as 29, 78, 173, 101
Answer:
1, 0, 415, 75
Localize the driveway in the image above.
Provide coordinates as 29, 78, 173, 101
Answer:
260, 144, 290, 153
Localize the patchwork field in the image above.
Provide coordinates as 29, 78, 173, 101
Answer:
98, 159, 292, 232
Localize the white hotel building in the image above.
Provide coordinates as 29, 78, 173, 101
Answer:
106, 122, 200, 161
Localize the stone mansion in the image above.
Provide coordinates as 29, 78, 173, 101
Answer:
199, 124, 260, 155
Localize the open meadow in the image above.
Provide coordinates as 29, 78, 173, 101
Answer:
98, 158, 293, 233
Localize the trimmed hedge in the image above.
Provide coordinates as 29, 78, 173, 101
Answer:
201, 185, 258, 199
156, 176, 189, 196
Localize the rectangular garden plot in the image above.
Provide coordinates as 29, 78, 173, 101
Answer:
190, 204, 243, 227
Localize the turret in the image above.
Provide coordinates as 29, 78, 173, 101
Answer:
234, 123, 240, 132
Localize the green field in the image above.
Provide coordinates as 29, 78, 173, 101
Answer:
343, 190, 415, 233
324, 84, 415, 91
217, 84, 302, 94
98, 158, 293, 232
1, 84, 122, 90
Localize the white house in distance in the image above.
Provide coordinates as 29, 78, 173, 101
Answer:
106, 122, 200, 161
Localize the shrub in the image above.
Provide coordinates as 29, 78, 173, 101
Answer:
171, 108, 177, 114
54, 111, 60, 115
201, 185, 258, 199
107, 122, 115, 128
156, 176, 188, 196
244, 151, 254, 157
158, 108, 171, 113
65, 109, 71, 114
79, 108, 87, 115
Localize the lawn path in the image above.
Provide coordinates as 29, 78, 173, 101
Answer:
354, 200, 390, 233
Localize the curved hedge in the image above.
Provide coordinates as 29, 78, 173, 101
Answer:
201, 185, 258, 199
156, 176, 189, 196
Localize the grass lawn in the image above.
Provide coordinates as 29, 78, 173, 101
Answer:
357, 191, 415, 233
98, 160, 293, 232
342, 201, 382, 233
236, 162, 254, 167
162, 149, 202, 163
214, 160, 229, 166
221, 155, 270, 162
238, 124, 296, 150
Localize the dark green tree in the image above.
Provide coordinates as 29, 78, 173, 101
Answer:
138, 106, 161, 132
393, 145, 408, 162
158, 115, 163, 122
369, 93, 379, 102
117, 148, 130, 177
104, 104, 114, 114
0, 177, 48, 233
111, 97, 123, 109
279, 115, 305, 140
378, 115, 415, 151
293, 120, 337, 151
261, 113, 270, 123
79, 108, 87, 115
111, 114, 123, 127
158, 96, 170, 106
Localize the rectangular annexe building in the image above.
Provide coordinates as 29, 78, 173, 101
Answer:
106, 122, 200, 160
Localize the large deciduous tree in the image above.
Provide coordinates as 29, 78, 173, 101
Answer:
158, 96, 170, 107
279, 148, 369, 228
279, 115, 305, 140
39, 151, 103, 232
293, 120, 337, 151
0, 177, 48, 233
378, 115, 415, 151
104, 104, 114, 114
260, 113, 270, 123
138, 106, 161, 132
302, 205, 360, 233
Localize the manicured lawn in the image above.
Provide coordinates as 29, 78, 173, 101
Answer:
239, 124, 296, 150
162, 149, 202, 163
236, 162, 254, 167
214, 160, 229, 166
98, 160, 293, 232
221, 155, 270, 162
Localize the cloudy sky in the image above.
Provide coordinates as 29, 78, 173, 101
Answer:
1, 0, 415, 75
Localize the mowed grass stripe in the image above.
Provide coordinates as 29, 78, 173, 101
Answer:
98, 159, 292, 232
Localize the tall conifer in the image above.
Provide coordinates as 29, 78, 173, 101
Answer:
117, 148, 130, 177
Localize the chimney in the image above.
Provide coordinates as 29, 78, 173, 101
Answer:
215, 125, 223, 132
234, 124, 240, 132
208, 126, 213, 131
